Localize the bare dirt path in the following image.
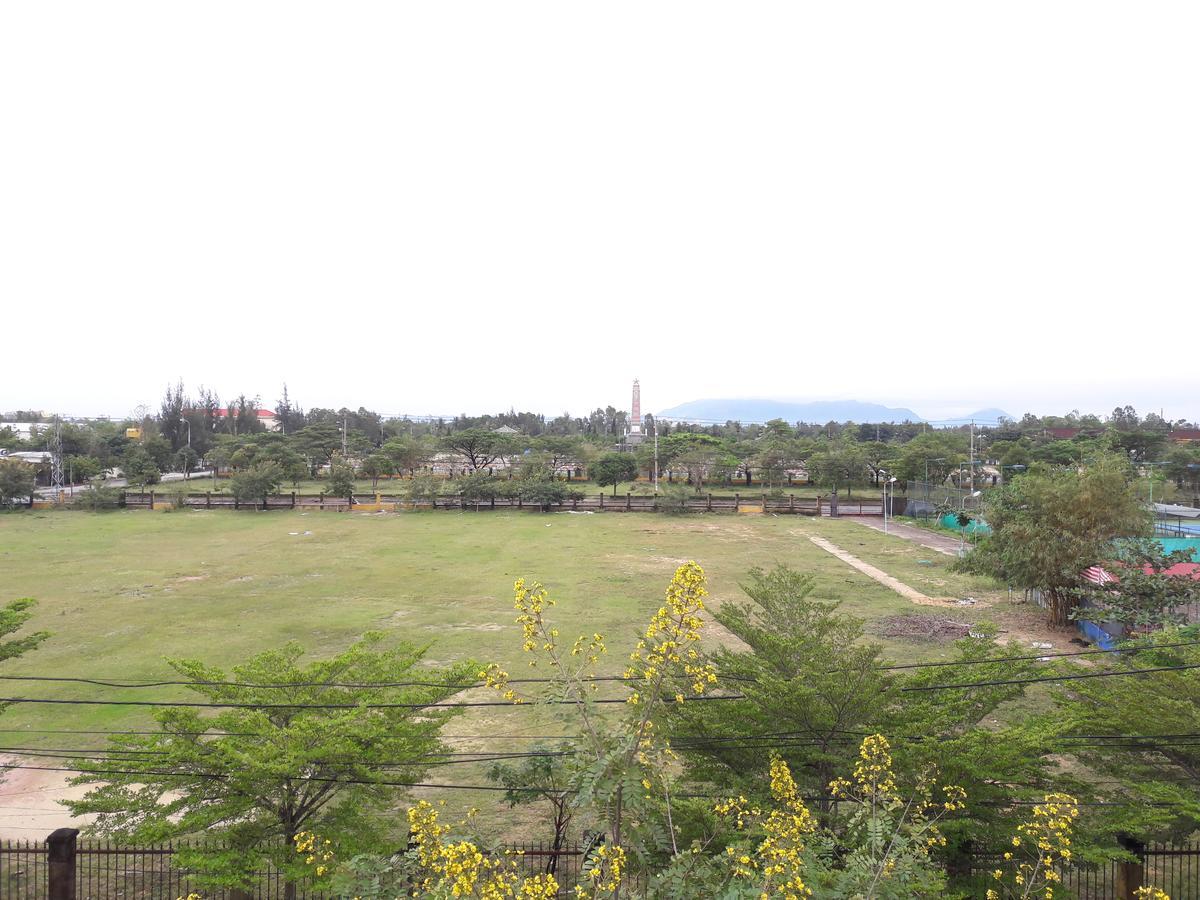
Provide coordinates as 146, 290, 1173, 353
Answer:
841, 517, 962, 556
0, 756, 93, 840
803, 533, 957, 607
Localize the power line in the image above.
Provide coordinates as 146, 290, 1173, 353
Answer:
900, 662, 1200, 692
2, 639, 1193, 694
0, 693, 746, 710
876, 639, 1200, 671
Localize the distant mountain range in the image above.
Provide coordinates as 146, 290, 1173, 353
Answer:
654, 398, 1011, 426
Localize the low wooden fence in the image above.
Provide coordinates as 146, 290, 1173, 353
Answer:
121, 491, 884, 517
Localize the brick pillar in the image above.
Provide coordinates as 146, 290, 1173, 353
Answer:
47, 828, 78, 900
1114, 834, 1145, 900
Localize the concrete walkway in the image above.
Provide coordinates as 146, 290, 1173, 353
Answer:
841, 516, 961, 557
805, 533, 946, 606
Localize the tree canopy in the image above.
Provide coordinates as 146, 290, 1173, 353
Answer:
68, 636, 475, 896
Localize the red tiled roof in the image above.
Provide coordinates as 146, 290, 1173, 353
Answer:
1083, 562, 1200, 585
1171, 429, 1200, 441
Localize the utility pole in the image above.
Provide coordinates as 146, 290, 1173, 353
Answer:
653, 428, 659, 495
341, 414, 348, 457
969, 421, 975, 494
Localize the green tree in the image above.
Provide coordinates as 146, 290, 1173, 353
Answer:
327, 458, 356, 497
0, 598, 50, 672
591, 452, 637, 495
1076, 538, 1198, 628
67, 636, 475, 898
488, 743, 575, 864
517, 478, 577, 511
1051, 631, 1200, 837
381, 436, 434, 477
0, 459, 35, 507
174, 445, 199, 478
807, 441, 867, 497
664, 566, 893, 803
890, 432, 967, 485
533, 435, 584, 475
959, 455, 1150, 626
359, 453, 392, 490
121, 445, 161, 487
229, 461, 284, 504
440, 428, 516, 472
292, 424, 341, 477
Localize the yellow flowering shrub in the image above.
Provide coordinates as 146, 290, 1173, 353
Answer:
714, 753, 816, 898
480, 562, 721, 885
1134, 888, 1171, 900
293, 809, 559, 900
985, 793, 1079, 900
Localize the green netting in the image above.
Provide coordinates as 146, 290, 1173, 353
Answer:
938, 513, 991, 535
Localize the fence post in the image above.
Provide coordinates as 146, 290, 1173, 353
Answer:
291, 491, 296, 509
47, 827, 78, 900
789, 495, 795, 514
945, 838, 973, 882
599, 493, 604, 509
1114, 834, 1145, 900
626, 492, 631, 511
761, 493, 767, 512
707, 493, 712, 512
234, 495, 239, 511
735, 493, 740, 512
149, 490, 155, 510
206, 492, 211, 509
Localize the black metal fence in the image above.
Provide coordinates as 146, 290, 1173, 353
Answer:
0, 833, 621, 899
10, 832, 1193, 899
0, 831, 324, 899
966, 841, 1200, 899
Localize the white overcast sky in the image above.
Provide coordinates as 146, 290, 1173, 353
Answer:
2, 3, 1197, 422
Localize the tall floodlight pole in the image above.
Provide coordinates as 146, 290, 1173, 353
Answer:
50, 419, 65, 493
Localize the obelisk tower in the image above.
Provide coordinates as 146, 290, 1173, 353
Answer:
627, 379, 644, 445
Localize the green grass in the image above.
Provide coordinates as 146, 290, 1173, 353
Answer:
0, 508, 1040, 836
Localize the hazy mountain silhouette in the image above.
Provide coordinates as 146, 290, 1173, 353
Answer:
656, 398, 924, 424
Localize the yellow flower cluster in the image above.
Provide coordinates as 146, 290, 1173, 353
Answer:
573, 843, 626, 898
987, 793, 1080, 900
406, 800, 560, 899
625, 562, 717, 699
715, 754, 815, 898
827, 735, 965, 862
293, 831, 334, 877
480, 663, 522, 704
1134, 888, 1171, 900
835, 733, 899, 803
514, 578, 555, 659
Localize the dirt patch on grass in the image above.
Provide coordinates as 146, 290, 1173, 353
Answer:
872, 614, 974, 641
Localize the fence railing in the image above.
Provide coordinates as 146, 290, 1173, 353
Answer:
4, 831, 1198, 898
967, 840, 1200, 899
0, 832, 632, 899
119, 491, 884, 517
0, 830, 325, 899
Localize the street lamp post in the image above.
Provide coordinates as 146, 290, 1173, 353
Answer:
882, 474, 898, 533
958, 490, 983, 556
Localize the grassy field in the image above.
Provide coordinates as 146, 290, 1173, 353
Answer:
0, 507, 1038, 836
